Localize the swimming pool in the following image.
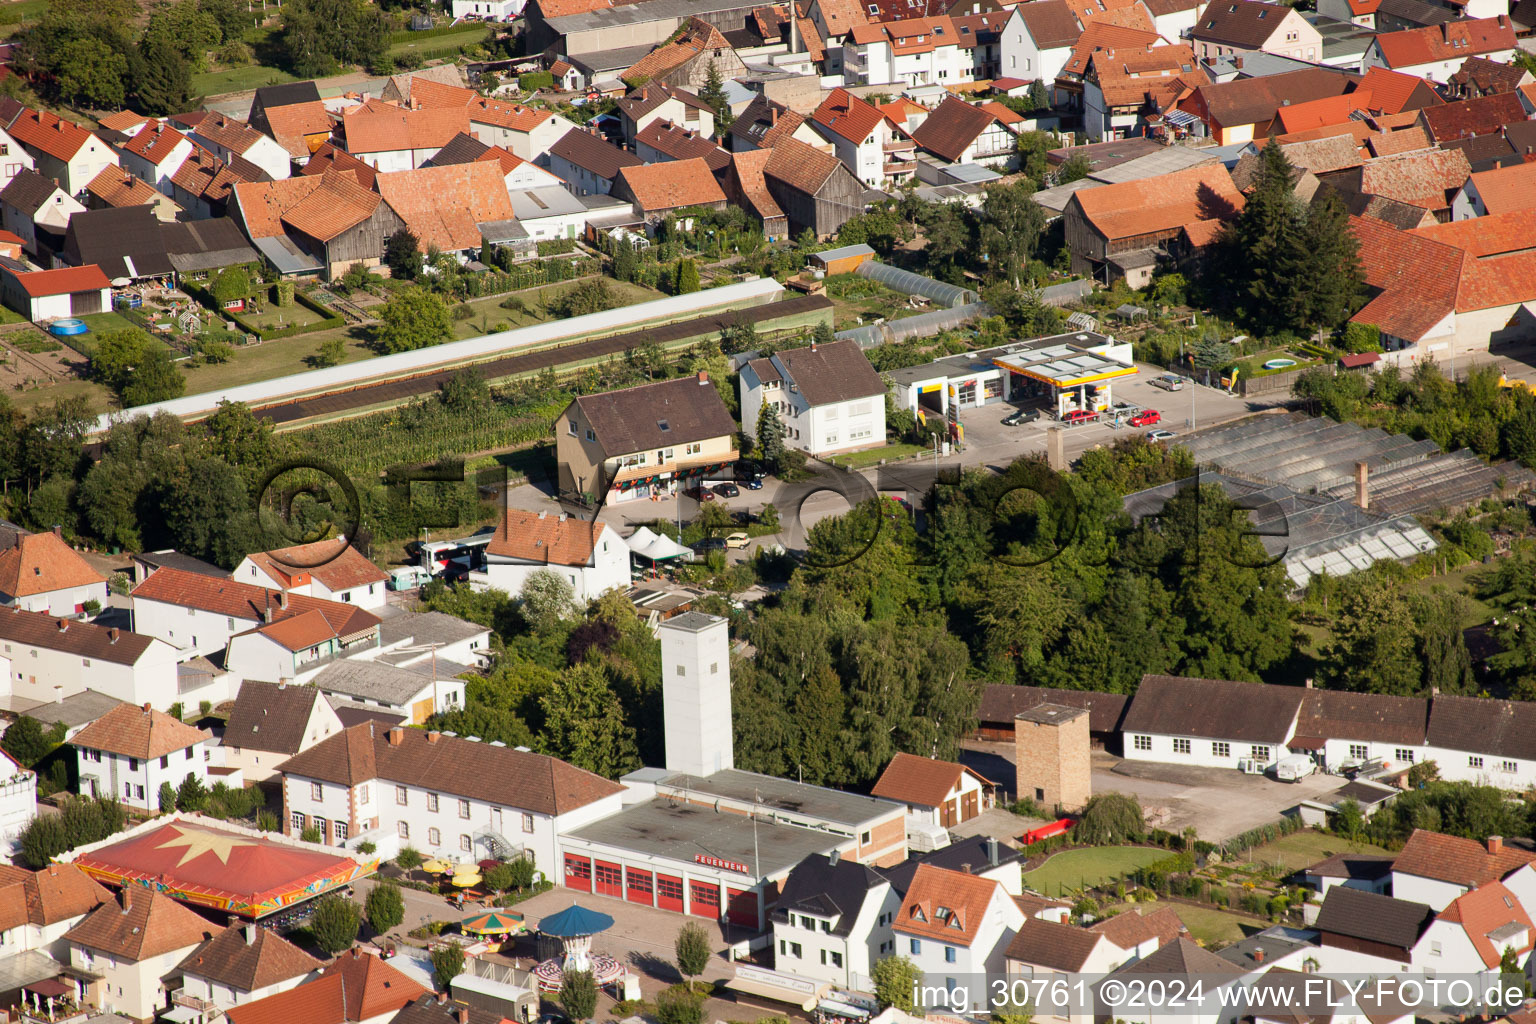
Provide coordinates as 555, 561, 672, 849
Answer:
48, 319, 88, 336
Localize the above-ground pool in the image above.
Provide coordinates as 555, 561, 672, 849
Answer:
1264, 358, 1297, 369
48, 319, 87, 336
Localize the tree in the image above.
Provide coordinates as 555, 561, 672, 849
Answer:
1056, 153, 1090, 183
546, 279, 618, 318
122, 345, 185, 407
520, 569, 577, 631
175, 773, 208, 812
365, 881, 405, 934
871, 956, 923, 1012
1028, 80, 1049, 109
430, 942, 466, 987
384, 228, 423, 280
697, 59, 732, 134
91, 329, 184, 407
164, 457, 258, 569
1318, 574, 1420, 695
655, 986, 705, 1024
283, 0, 387, 77
135, 35, 198, 115
17, 813, 69, 869
674, 258, 700, 294
157, 781, 177, 813
560, 968, 598, 1020
1, 716, 57, 767
507, 856, 536, 890
1297, 192, 1364, 333
675, 921, 711, 982
55, 37, 130, 108
1330, 797, 1363, 839
1408, 760, 1440, 788
979, 181, 1046, 287
310, 895, 361, 954
210, 267, 252, 305
1501, 945, 1531, 997
375, 288, 452, 354
540, 662, 641, 777
1074, 792, 1145, 845
315, 336, 347, 368
812, 320, 835, 348
757, 402, 786, 472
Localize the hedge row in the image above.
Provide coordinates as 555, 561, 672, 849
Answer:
184, 282, 344, 341
386, 22, 485, 42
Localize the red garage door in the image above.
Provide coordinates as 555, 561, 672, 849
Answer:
726, 888, 758, 929
689, 880, 721, 919
564, 854, 592, 892
657, 873, 685, 912
626, 868, 654, 906
594, 861, 622, 898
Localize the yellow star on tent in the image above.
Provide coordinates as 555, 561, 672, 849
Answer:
154, 826, 257, 868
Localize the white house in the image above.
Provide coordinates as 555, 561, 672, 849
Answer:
773, 853, 903, 990
70, 703, 211, 811
64, 889, 218, 1021
1392, 831, 1535, 912
222, 607, 384, 686
468, 99, 578, 161
376, 610, 493, 672
871, 752, 995, 830
1410, 881, 1530, 985
844, 17, 968, 88
1360, 17, 1517, 83
305, 659, 464, 725
6, 108, 116, 196
0, 264, 113, 322
475, 507, 630, 604
219, 680, 346, 782
130, 566, 381, 665
1190, 0, 1323, 63
615, 86, 716, 147
0, 863, 110, 961
342, 99, 470, 172
0, 606, 180, 710
116, 121, 195, 194
276, 722, 625, 869
235, 539, 389, 611
0, 125, 36, 197
1100, 939, 1245, 1024
1290, 688, 1428, 774
177, 923, 322, 1011
999, 1, 1082, 90
910, 96, 1019, 168
1424, 694, 1536, 789
811, 89, 912, 188
1119, 674, 1303, 772
0, 747, 34, 853
0, 529, 108, 615
180, 111, 293, 182
222, 949, 427, 1024
739, 338, 887, 457
1006, 916, 1131, 1024
1300, 853, 1395, 897
452, 0, 522, 19
894, 864, 1025, 1012
0, 168, 85, 258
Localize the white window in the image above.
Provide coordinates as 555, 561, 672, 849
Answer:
1173, 738, 1191, 755
397, 822, 410, 838
427, 793, 439, 812
334, 821, 347, 841
428, 827, 441, 845
1133, 735, 1151, 751
567, 419, 578, 436
1469, 756, 1484, 769
1395, 748, 1415, 764
1349, 744, 1368, 760
291, 812, 306, 831
459, 798, 471, 818
460, 834, 472, 852
1212, 741, 1230, 758
1504, 761, 1519, 774
359, 784, 370, 804
311, 782, 323, 800
523, 813, 535, 833
1251, 745, 1270, 762
396, 785, 408, 805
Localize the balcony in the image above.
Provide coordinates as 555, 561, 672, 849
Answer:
169, 988, 221, 1022
883, 139, 915, 153
884, 160, 916, 177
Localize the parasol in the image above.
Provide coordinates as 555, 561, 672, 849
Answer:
462, 910, 523, 935
423, 859, 452, 874
452, 870, 484, 888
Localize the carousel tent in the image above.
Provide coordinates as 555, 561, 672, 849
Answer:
626, 529, 691, 562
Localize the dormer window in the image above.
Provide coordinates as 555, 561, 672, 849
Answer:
910, 905, 927, 921
948, 914, 964, 929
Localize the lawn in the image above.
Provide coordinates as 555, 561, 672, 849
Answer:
0, 0, 47, 26
1236, 830, 1395, 873
193, 64, 300, 99
1023, 847, 1172, 897
180, 327, 373, 395
447, 279, 667, 340
239, 304, 330, 331
828, 442, 926, 469
1132, 902, 1258, 947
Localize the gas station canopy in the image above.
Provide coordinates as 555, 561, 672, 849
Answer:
992, 342, 1138, 389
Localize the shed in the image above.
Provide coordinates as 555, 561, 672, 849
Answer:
811, 243, 876, 276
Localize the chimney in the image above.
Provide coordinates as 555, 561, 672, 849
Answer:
56, 619, 66, 633
1233, 55, 1243, 68
986, 836, 999, 866
119, 887, 133, 912
142, 702, 151, 714
698, 370, 709, 385
1304, 677, 1313, 688
828, 849, 841, 865
1490, 836, 1504, 855
1354, 460, 1369, 510
244, 924, 256, 945
263, 591, 273, 624
457, 1012, 469, 1024
388, 727, 405, 746
108, 627, 119, 644
960, 862, 972, 874
790, 8, 801, 52
427, 731, 441, 744
771, 107, 779, 124
277, 591, 289, 610
436, 993, 448, 1006
51, 525, 60, 537
1254, 946, 1266, 964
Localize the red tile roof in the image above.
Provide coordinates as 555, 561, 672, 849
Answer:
179, 925, 323, 991
131, 566, 380, 640
64, 888, 216, 961
1071, 163, 1243, 241
635, 120, 730, 171
0, 529, 106, 593
1059, 21, 1163, 79
301, 143, 378, 189
9, 108, 97, 161
1420, 91, 1526, 142
1275, 91, 1372, 134
1090, 45, 1205, 109
234, 172, 380, 242
9, 265, 111, 299
764, 136, 844, 194
245, 539, 388, 593
408, 78, 478, 110
1463, 161, 1536, 215
170, 145, 254, 208
1358, 66, 1438, 113
1350, 214, 1462, 341
893, 864, 1005, 946
225, 969, 349, 1024
85, 168, 161, 208
189, 111, 273, 158
911, 95, 1003, 161
1438, 881, 1534, 968
70, 703, 208, 758
321, 948, 429, 1021
487, 507, 611, 567
813, 87, 888, 145
374, 162, 516, 251
1358, 147, 1470, 209
98, 110, 149, 133
614, 156, 727, 211
342, 99, 470, 156
121, 121, 187, 166
259, 101, 333, 158
1373, 16, 1516, 69
469, 97, 557, 133
872, 752, 990, 807
624, 17, 734, 82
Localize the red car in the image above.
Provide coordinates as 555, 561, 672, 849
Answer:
1061, 409, 1099, 425
1129, 409, 1161, 428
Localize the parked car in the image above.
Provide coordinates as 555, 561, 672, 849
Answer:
1002, 408, 1038, 426
687, 486, 715, 501
713, 482, 740, 498
1147, 429, 1178, 442
726, 532, 751, 549
730, 510, 756, 526
1150, 374, 1186, 391
736, 460, 765, 482
691, 537, 726, 553
1128, 409, 1161, 428
1061, 409, 1098, 425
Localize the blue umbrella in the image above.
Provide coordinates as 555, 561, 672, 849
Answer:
538, 904, 616, 937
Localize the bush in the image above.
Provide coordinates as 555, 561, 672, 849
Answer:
431, 943, 466, 987
656, 985, 706, 1024
675, 921, 711, 979
310, 895, 362, 954
518, 70, 554, 92
1074, 792, 1146, 845
273, 281, 295, 307
366, 881, 405, 934
560, 968, 598, 1020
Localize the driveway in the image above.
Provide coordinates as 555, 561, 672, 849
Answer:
961, 741, 1353, 842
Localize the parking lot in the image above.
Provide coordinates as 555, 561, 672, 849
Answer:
961, 740, 1351, 841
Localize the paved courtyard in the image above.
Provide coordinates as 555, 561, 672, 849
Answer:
961, 741, 1351, 841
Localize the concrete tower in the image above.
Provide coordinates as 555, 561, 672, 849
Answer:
659, 611, 734, 777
